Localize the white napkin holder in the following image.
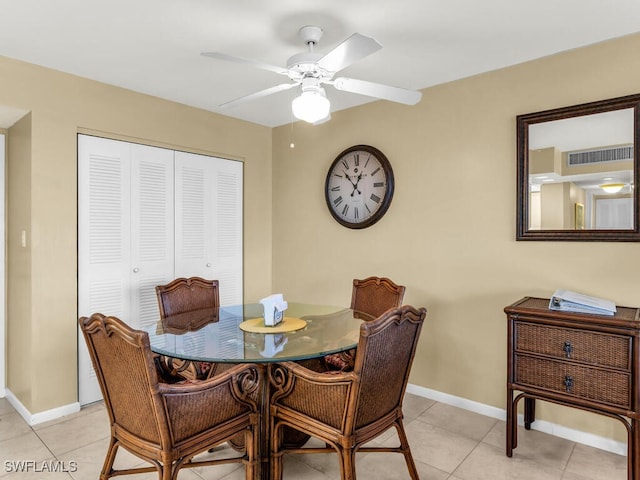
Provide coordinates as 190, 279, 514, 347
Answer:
259, 293, 288, 327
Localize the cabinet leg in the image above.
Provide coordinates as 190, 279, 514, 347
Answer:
506, 388, 515, 456
524, 397, 535, 430
630, 419, 639, 480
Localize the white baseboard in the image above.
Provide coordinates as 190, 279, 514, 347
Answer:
406, 383, 627, 457
5, 389, 80, 426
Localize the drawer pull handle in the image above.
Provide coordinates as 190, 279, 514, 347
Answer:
563, 341, 573, 358
564, 375, 574, 392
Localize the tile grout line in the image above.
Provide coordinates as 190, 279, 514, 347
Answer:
448, 433, 485, 480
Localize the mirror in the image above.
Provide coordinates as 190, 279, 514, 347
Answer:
517, 94, 640, 241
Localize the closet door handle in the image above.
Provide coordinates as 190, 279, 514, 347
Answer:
133, 267, 140, 273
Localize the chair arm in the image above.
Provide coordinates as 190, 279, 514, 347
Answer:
157, 362, 259, 397
270, 362, 356, 430
158, 363, 260, 443
275, 360, 357, 383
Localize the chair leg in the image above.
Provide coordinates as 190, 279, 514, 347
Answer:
163, 463, 173, 480
337, 446, 357, 480
245, 427, 256, 480
395, 420, 419, 480
100, 437, 119, 480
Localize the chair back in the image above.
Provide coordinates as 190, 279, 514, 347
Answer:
351, 305, 426, 429
156, 277, 220, 318
350, 276, 406, 318
79, 313, 163, 444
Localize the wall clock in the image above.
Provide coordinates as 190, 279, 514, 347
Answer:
324, 145, 395, 229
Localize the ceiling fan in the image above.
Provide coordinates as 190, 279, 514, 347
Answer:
201, 25, 422, 123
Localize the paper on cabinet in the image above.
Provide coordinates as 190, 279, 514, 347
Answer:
549, 289, 616, 316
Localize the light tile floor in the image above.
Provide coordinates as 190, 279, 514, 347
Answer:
0, 393, 627, 479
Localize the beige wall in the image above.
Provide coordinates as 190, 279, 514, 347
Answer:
272, 33, 640, 443
0, 56, 273, 413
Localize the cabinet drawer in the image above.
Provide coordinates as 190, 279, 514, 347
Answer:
514, 354, 631, 409
515, 322, 631, 370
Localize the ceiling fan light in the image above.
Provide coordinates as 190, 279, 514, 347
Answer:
600, 183, 625, 193
292, 89, 330, 123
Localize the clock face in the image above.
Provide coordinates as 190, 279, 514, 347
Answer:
325, 145, 394, 229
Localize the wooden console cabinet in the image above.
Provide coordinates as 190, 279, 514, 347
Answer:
505, 297, 640, 480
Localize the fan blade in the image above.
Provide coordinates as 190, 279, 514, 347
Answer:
201, 52, 289, 76
332, 77, 422, 105
220, 83, 298, 108
317, 33, 382, 73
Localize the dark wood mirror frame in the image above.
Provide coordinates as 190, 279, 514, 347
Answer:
517, 94, 640, 241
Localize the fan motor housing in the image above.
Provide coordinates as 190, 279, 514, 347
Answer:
286, 52, 329, 81
286, 52, 323, 70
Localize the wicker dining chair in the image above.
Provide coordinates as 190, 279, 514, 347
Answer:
269, 305, 427, 480
79, 313, 260, 480
322, 276, 406, 372
155, 277, 220, 381
351, 276, 406, 318
156, 276, 220, 318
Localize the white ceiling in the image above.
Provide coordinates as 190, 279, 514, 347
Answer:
1, 0, 640, 128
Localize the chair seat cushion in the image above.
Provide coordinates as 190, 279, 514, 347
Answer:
155, 355, 214, 381
323, 350, 355, 372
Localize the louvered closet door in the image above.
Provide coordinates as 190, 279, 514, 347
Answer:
595, 197, 633, 229
78, 136, 174, 405
174, 151, 243, 305
78, 135, 132, 405
130, 144, 175, 330
79, 137, 243, 405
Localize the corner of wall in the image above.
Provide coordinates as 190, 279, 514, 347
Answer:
6, 113, 33, 411
5, 388, 80, 426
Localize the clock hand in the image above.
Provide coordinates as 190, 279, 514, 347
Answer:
351, 172, 363, 196
343, 170, 361, 197
343, 170, 356, 187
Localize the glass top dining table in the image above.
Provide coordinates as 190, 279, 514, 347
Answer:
145, 302, 369, 363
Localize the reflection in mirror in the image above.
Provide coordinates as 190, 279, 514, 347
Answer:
517, 94, 640, 241
529, 109, 633, 230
